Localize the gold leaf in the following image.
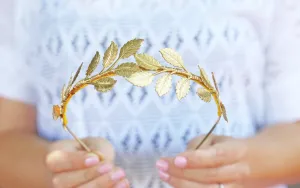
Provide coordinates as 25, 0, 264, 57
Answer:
52, 105, 61, 120
71, 63, 83, 85
199, 67, 213, 89
196, 88, 212, 102
119, 39, 144, 59
92, 77, 117, 93
61, 84, 66, 101
134, 53, 161, 70
220, 102, 228, 122
176, 78, 190, 100
103, 41, 118, 69
159, 48, 184, 68
155, 73, 172, 97
115, 62, 141, 78
66, 74, 74, 94
211, 72, 219, 94
126, 72, 154, 87
86, 51, 100, 77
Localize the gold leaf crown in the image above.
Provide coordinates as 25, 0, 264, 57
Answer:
52, 38, 228, 160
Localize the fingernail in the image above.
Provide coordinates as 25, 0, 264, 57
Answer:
159, 171, 170, 181
174, 156, 187, 168
85, 156, 99, 167
156, 160, 168, 171
97, 163, 113, 174
111, 169, 126, 181
115, 180, 128, 188
47, 151, 64, 162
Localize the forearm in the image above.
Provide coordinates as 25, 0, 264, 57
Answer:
0, 131, 53, 188
245, 121, 300, 186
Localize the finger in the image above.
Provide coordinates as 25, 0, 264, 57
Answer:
162, 141, 246, 170
157, 149, 226, 171
221, 183, 245, 188
52, 162, 113, 188
82, 137, 115, 162
186, 135, 214, 150
49, 139, 82, 152
187, 135, 234, 151
175, 149, 225, 168
224, 182, 268, 188
158, 171, 217, 188
46, 150, 100, 173
211, 135, 234, 144
113, 179, 130, 188
159, 162, 250, 184
77, 168, 127, 188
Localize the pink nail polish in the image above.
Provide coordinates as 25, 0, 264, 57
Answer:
174, 156, 187, 168
97, 164, 113, 174
111, 170, 126, 181
156, 160, 168, 171
85, 157, 99, 167
115, 181, 128, 188
159, 171, 170, 181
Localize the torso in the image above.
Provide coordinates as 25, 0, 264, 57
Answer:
18, 0, 277, 187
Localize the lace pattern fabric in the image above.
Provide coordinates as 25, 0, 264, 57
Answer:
1, 0, 300, 187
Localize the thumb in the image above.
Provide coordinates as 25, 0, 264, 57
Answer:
212, 135, 235, 144
49, 139, 85, 152
210, 138, 248, 162
186, 134, 216, 150
82, 137, 115, 162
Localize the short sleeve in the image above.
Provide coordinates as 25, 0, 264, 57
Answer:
264, 0, 300, 125
0, 0, 36, 105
